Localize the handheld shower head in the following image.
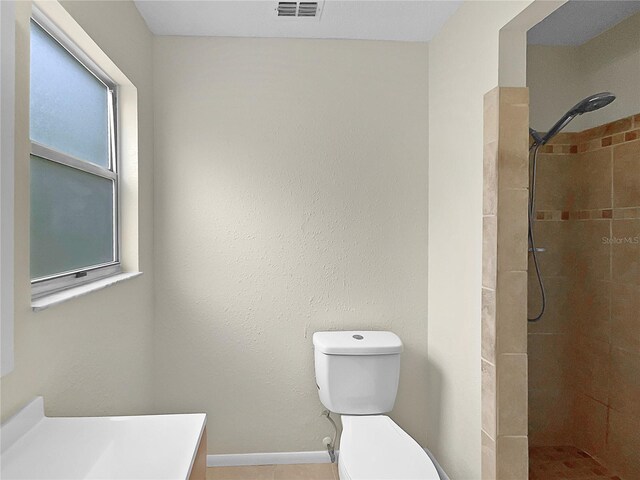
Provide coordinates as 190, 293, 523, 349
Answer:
530, 92, 616, 147
570, 92, 616, 114
527, 91, 615, 322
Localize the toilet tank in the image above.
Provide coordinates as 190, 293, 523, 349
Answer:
313, 331, 403, 415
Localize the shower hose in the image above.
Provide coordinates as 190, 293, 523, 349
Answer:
528, 143, 546, 322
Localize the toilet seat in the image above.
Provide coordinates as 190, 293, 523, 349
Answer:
338, 415, 440, 480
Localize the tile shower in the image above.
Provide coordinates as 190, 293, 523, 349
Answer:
528, 115, 640, 479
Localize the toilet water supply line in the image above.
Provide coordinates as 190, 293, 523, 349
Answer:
322, 410, 338, 463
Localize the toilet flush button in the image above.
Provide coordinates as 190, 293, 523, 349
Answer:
352, 335, 364, 340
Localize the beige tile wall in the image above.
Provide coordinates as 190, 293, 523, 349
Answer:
482, 87, 530, 480
528, 114, 640, 479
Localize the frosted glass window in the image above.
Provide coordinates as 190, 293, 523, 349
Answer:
30, 156, 114, 280
29, 15, 119, 292
30, 20, 110, 168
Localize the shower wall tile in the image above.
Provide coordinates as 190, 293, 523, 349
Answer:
482, 430, 497, 480
496, 271, 527, 354
576, 117, 633, 145
612, 206, 640, 219
569, 334, 611, 405
534, 154, 574, 211
611, 219, 640, 285
605, 408, 640, 479
568, 279, 611, 343
482, 287, 497, 364
546, 132, 576, 145
612, 132, 626, 145
484, 141, 498, 216
483, 87, 529, 480
528, 334, 569, 392
497, 354, 528, 436
484, 88, 499, 217
572, 393, 608, 457
606, 375, 640, 479
528, 275, 571, 334
528, 387, 574, 446
528, 221, 573, 278
529, 113, 640, 478
497, 188, 528, 272
570, 148, 612, 210
484, 88, 499, 143
569, 220, 611, 282
482, 359, 497, 440
610, 282, 640, 353
608, 347, 640, 418
577, 138, 603, 154
613, 139, 640, 208
483, 215, 498, 290
496, 436, 528, 480
499, 87, 528, 106
603, 117, 634, 136
498, 98, 529, 191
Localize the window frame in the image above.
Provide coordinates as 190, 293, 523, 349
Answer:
30, 10, 121, 299
1, 0, 16, 374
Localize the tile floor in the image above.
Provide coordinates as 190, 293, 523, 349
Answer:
209, 447, 624, 480
207, 463, 338, 480
529, 446, 622, 480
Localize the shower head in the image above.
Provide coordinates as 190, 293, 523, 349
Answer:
569, 92, 616, 115
531, 92, 616, 147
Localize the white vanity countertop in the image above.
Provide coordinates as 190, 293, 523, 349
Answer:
1, 398, 206, 480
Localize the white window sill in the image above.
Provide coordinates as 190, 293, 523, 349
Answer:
31, 272, 142, 312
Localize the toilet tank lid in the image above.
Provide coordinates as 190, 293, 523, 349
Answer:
313, 331, 403, 355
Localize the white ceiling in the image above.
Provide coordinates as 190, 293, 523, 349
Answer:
134, 1, 462, 42
528, 0, 640, 46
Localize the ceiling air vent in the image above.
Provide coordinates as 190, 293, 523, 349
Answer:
297, 2, 318, 17
277, 2, 297, 17
276, 1, 323, 19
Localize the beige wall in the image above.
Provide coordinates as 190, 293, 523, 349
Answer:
529, 12, 640, 133
0, 0, 155, 421
427, 2, 535, 478
152, 37, 429, 454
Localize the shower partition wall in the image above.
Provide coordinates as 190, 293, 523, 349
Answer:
527, 113, 640, 479
482, 87, 530, 480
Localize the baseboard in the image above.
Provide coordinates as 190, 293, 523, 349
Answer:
207, 450, 333, 467
207, 448, 448, 480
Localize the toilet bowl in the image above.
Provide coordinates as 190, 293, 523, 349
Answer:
313, 331, 441, 480
338, 415, 440, 480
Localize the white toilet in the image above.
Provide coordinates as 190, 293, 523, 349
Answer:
313, 331, 441, 480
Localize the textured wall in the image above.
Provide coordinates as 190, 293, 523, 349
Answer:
0, 0, 155, 421
152, 37, 429, 454
528, 12, 640, 133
